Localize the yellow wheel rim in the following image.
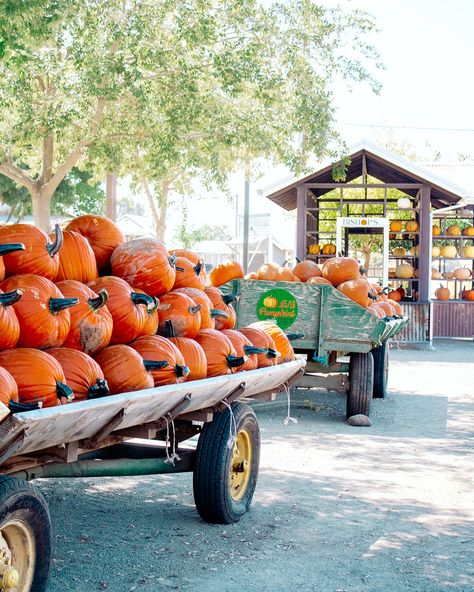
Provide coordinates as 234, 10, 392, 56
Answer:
229, 428, 252, 501
0, 519, 35, 591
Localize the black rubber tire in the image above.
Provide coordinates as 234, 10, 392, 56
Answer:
347, 352, 374, 418
193, 402, 260, 524
372, 342, 389, 399
0, 476, 52, 592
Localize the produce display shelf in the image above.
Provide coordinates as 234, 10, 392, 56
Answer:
433, 235, 474, 240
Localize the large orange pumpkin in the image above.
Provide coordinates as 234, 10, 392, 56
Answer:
66, 215, 125, 273
88, 276, 158, 345
306, 276, 333, 287
111, 238, 176, 297
257, 262, 279, 281
322, 257, 361, 287
0, 224, 62, 280
168, 337, 207, 381
204, 286, 236, 330
47, 348, 109, 401
293, 260, 322, 282
194, 329, 246, 377
387, 290, 402, 302
0, 243, 26, 282
0, 366, 40, 412
173, 257, 206, 291
0, 289, 21, 350
249, 321, 295, 364
222, 329, 264, 371
210, 260, 244, 287
337, 278, 371, 308
239, 327, 279, 368
174, 287, 222, 330
54, 230, 98, 283
131, 335, 189, 386
169, 249, 203, 266
0, 348, 73, 407
94, 345, 154, 395
56, 280, 113, 354
157, 292, 201, 338
1, 274, 78, 348
276, 267, 295, 282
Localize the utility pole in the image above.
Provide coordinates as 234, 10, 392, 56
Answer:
243, 177, 250, 272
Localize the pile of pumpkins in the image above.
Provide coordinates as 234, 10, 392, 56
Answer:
0, 217, 296, 412
433, 224, 474, 259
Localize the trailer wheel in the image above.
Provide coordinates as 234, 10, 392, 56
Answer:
0, 476, 52, 592
372, 341, 389, 399
193, 402, 260, 524
347, 352, 374, 418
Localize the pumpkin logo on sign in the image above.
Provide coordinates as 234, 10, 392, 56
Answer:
256, 289, 298, 329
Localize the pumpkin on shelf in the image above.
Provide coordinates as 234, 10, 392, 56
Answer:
337, 278, 372, 308
257, 262, 279, 281
210, 260, 244, 287
460, 245, 474, 258
395, 263, 414, 279
390, 220, 402, 232
431, 246, 441, 258
461, 289, 474, 301
222, 329, 265, 372
0, 243, 26, 282
54, 230, 98, 283
111, 238, 176, 296
432, 268, 443, 280
432, 225, 442, 236
0, 289, 22, 350
249, 321, 295, 364
66, 214, 125, 274
239, 327, 279, 368
435, 286, 450, 301
0, 224, 62, 280
446, 225, 461, 236
130, 335, 189, 386
204, 286, 236, 330
174, 287, 223, 330
387, 290, 402, 302
405, 220, 419, 232
0, 348, 73, 407
409, 245, 420, 257
440, 245, 458, 258
322, 257, 362, 287
47, 348, 109, 401
442, 271, 454, 280
293, 260, 322, 282
88, 276, 158, 345
194, 329, 246, 377
168, 337, 207, 381
56, 280, 113, 354
462, 226, 474, 236
173, 257, 206, 291
307, 243, 320, 255
156, 292, 201, 338
94, 345, 154, 395
1, 274, 78, 349
392, 247, 406, 257
322, 243, 336, 255
453, 267, 471, 280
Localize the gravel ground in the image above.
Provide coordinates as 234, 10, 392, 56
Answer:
42, 339, 474, 592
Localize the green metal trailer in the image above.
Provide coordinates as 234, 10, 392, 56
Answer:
224, 279, 408, 419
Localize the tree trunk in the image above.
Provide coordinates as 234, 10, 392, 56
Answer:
157, 179, 169, 243
31, 189, 53, 232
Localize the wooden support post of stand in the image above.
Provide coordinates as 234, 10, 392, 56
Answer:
419, 185, 432, 302
296, 185, 307, 261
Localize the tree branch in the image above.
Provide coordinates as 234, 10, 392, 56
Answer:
0, 155, 36, 193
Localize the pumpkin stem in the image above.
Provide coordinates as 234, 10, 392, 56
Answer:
0, 243, 25, 257
194, 261, 203, 276
49, 297, 79, 314
88, 289, 109, 311
87, 378, 110, 399
285, 332, 304, 341
210, 308, 228, 319
146, 296, 159, 315
174, 364, 190, 378
8, 400, 43, 413
56, 381, 74, 403
47, 224, 63, 257
143, 359, 169, 370
189, 304, 202, 315
226, 354, 247, 368
222, 293, 237, 305
164, 320, 175, 338
295, 257, 301, 263
168, 254, 177, 268
175, 265, 185, 272
131, 292, 154, 308
0, 290, 22, 307
368, 293, 377, 301
243, 345, 269, 355
267, 349, 280, 359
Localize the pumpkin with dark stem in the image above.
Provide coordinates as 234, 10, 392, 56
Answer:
168, 249, 202, 266
54, 230, 98, 283
293, 260, 322, 282
168, 337, 207, 381
131, 335, 189, 386
249, 321, 296, 364
337, 278, 372, 308
110, 238, 176, 296
210, 260, 244, 287
435, 286, 450, 301
56, 280, 113, 354
174, 287, 226, 330
0, 224, 62, 280
387, 290, 402, 302
322, 257, 362, 287
239, 327, 279, 368
0, 243, 26, 282
94, 345, 154, 395
203, 287, 236, 330
0, 366, 43, 413
173, 257, 206, 291
88, 276, 158, 345
222, 329, 267, 371
0, 348, 73, 407
0, 289, 22, 350
48, 348, 109, 401
66, 215, 125, 274
157, 292, 201, 338
1, 274, 78, 348
194, 329, 246, 377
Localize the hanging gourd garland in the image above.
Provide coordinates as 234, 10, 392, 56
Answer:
238, 327, 280, 368
0, 223, 63, 280
1, 274, 78, 349
173, 257, 206, 291
0, 289, 22, 350
94, 345, 154, 395
194, 329, 247, 377
110, 238, 176, 296
0, 243, 26, 281
54, 230, 98, 283
130, 335, 190, 386
167, 336, 208, 381
47, 348, 109, 401
0, 348, 73, 407
157, 292, 202, 338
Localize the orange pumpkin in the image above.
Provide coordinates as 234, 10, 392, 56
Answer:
306, 276, 333, 287
66, 215, 125, 274
396, 287, 406, 299
222, 329, 263, 371
377, 301, 396, 316
173, 257, 206, 291
387, 290, 402, 302
210, 260, 244, 287
405, 220, 419, 232
435, 286, 450, 301
216, 303, 236, 330
367, 305, 384, 318
461, 289, 474, 301
390, 220, 402, 232
390, 300, 403, 315
257, 262, 279, 281
0, 348, 73, 407
239, 327, 279, 368
462, 226, 474, 236
54, 230, 98, 283
293, 260, 322, 282
131, 335, 189, 386
194, 329, 246, 377
337, 278, 371, 308
244, 272, 259, 280
322, 257, 361, 287
0, 243, 26, 282
168, 337, 207, 381
204, 286, 236, 330
249, 321, 295, 364
111, 238, 176, 297
0, 224, 62, 280
169, 249, 202, 266
56, 280, 113, 354
0, 366, 40, 412
174, 287, 222, 330
1, 274, 78, 348
157, 292, 201, 338
276, 267, 295, 282
94, 345, 154, 395
0, 289, 21, 350
47, 348, 109, 401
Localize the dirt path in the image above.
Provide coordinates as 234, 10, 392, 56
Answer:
43, 340, 474, 592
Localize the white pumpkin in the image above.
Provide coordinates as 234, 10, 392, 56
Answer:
392, 247, 406, 257
409, 245, 420, 256
461, 245, 474, 258
395, 263, 414, 278
440, 245, 458, 258
431, 246, 441, 258
453, 267, 471, 280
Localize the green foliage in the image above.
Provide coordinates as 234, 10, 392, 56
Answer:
175, 222, 233, 248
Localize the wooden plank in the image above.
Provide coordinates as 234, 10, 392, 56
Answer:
303, 183, 424, 189
419, 185, 431, 302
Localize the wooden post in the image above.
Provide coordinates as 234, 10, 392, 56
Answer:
105, 173, 117, 221
296, 185, 307, 261
419, 185, 432, 302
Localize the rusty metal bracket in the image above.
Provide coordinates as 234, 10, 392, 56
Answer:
80, 408, 126, 449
